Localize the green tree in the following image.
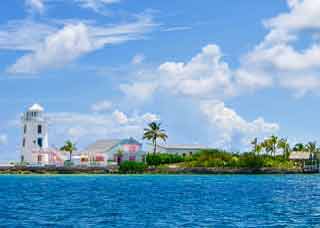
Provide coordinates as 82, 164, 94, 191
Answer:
60, 140, 77, 161
251, 138, 259, 154
143, 122, 168, 154
293, 143, 305, 151
277, 138, 290, 159
270, 135, 278, 157
306, 141, 317, 153
116, 149, 124, 165
261, 139, 272, 156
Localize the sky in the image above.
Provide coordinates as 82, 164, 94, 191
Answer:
0, 0, 320, 162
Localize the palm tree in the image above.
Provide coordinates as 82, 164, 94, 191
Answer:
251, 137, 258, 154
143, 122, 168, 154
116, 149, 124, 165
277, 138, 290, 159
269, 135, 278, 157
306, 141, 317, 153
293, 143, 305, 151
60, 140, 77, 161
261, 140, 271, 155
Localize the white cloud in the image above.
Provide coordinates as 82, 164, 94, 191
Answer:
265, 0, 320, 33
121, 43, 273, 103
142, 113, 160, 123
0, 20, 56, 51
76, 0, 120, 13
112, 110, 129, 124
120, 82, 157, 102
47, 109, 160, 142
240, 0, 320, 97
279, 75, 320, 97
158, 44, 235, 98
26, 0, 45, 14
200, 100, 279, 148
91, 100, 112, 112
8, 23, 93, 74
5, 15, 156, 74
131, 53, 145, 65
0, 134, 8, 145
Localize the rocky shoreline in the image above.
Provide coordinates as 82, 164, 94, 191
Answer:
0, 166, 314, 174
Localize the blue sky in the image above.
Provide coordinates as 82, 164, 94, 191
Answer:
0, 0, 320, 161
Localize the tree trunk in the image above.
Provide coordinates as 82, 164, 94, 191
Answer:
153, 139, 157, 154
70, 151, 72, 161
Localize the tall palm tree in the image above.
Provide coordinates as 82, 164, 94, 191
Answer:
306, 141, 317, 153
143, 122, 168, 154
261, 140, 271, 155
277, 138, 290, 159
60, 140, 77, 161
251, 137, 258, 154
269, 135, 278, 157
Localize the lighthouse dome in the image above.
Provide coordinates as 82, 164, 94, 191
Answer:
28, 103, 44, 112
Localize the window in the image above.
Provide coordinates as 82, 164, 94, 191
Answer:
37, 138, 43, 148
22, 138, 26, 147
38, 125, 42, 134
24, 125, 27, 134
129, 155, 136, 161
21, 155, 24, 162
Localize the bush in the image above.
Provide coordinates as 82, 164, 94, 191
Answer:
146, 153, 186, 166
119, 161, 147, 173
238, 153, 264, 168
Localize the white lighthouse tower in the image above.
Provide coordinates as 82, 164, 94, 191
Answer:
21, 104, 49, 164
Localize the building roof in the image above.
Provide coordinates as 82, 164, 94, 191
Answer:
157, 144, 208, 150
82, 139, 121, 154
289, 151, 312, 160
120, 137, 142, 145
28, 103, 44, 112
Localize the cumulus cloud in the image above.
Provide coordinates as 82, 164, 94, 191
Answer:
91, 100, 112, 112
279, 75, 320, 97
200, 100, 279, 149
120, 82, 157, 103
47, 109, 160, 142
241, 0, 320, 97
122, 44, 272, 102
3, 15, 156, 74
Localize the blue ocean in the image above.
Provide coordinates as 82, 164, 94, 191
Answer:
0, 175, 319, 227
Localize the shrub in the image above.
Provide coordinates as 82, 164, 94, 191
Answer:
119, 161, 147, 173
146, 153, 185, 166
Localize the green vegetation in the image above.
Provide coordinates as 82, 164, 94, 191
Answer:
119, 161, 147, 173
143, 122, 168, 154
60, 140, 77, 162
142, 135, 320, 170
146, 153, 188, 166
184, 150, 294, 169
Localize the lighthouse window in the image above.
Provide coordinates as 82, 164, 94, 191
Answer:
24, 125, 27, 134
37, 138, 43, 148
22, 138, 25, 147
38, 125, 42, 134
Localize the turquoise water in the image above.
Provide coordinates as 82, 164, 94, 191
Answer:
0, 175, 320, 227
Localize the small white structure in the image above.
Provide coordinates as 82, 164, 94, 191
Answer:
21, 104, 49, 164
156, 144, 208, 156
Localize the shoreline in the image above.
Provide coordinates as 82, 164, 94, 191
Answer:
0, 166, 314, 175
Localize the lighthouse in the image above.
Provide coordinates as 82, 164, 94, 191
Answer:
21, 104, 49, 164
